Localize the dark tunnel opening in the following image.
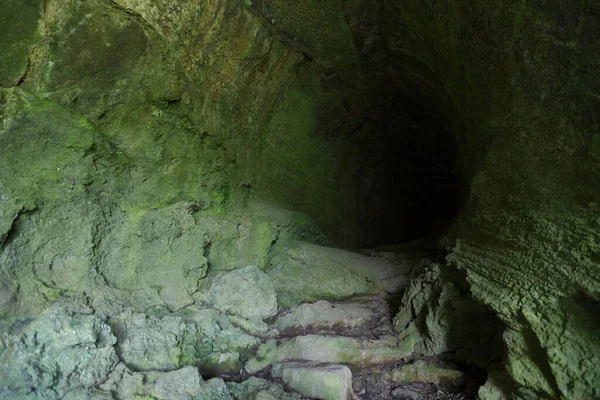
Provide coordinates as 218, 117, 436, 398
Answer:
346, 88, 463, 249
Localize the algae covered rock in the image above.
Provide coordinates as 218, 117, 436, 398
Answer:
0, 0, 42, 87
271, 362, 353, 400
102, 202, 210, 311
274, 299, 391, 337
0, 311, 119, 399
207, 218, 276, 271
246, 334, 414, 374
209, 265, 278, 320
227, 377, 303, 400
101, 363, 232, 400
384, 360, 465, 386
109, 308, 260, 375
392, 263, 504, 366
268, 241, 411, 308
109, 312, 183, 371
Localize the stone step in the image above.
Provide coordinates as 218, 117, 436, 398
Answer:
245, 333, 415, 374
273, 298, 393, 338
271, 362, 354, 400
267, 241, 413, 309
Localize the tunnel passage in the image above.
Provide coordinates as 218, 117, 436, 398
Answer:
346, 88, 462, 248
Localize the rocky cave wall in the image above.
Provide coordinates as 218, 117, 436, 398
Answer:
0, 0, 599, 399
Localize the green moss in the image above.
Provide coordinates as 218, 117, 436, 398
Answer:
0, 0, 42, 87
243, 0, 357, 70
49, 12, 148, 87
0, 89, 97, 202
590, 134, 600, 161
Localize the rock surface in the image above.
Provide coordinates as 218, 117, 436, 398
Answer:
393, 263, 504, 366
272, 362, 354, 400
0, 0, 598, 397
384, 360, 465, 386
246, 334, 413, 374
109, 308, 260, 375
274, 299, 391, 337
227, 377, 303, 400
268, 242, 411, 308
209, 265, 278, 320
0, 311, 119, 399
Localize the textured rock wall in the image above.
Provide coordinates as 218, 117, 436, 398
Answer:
0, 0, 599, 398
239, 0, 600, 397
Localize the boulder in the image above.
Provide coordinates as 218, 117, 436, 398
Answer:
268, 242, 410, 308
272, 362, 354, 400
274, 299, 391, 337
246, 334, 414, 374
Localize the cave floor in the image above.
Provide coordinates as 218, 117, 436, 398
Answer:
1, 238, 495, 400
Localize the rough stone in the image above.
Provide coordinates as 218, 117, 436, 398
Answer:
384, 360, 465, 386
0, 311, 119, 399
100, 363, 232, 400
0, 0, 598, 397
227, 377, 303, 400
392, 263, 504, 366
209, 265, 278, 320
0, 0, 41, 87
271, 362, 354, 400
106, 203, 210, 311
274, 299, 391, 337
268, 241, 411, 308
109, 312, 183, 371
109, 309, 259, 374
245, 334, 414, 374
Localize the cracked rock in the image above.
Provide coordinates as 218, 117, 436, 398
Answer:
209, 265, 278, 320
0, 311, 119, 399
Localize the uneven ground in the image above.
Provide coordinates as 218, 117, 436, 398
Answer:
0, 0, 599, 399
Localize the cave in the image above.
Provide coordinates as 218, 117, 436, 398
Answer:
0, 0, 599, 399
332, 87, 463, 248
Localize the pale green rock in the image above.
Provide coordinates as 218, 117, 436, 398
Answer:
209, 265, 278, 320
385, 360, 465, 386
62, 388, 114, 400
274, 300, 378, 334
98, 202, 209, 311
200, 378, 233, 400
152, 367, 204, 399
0, 0, 597, 397
208, 218, 276, 271
477, 363, 514, 400
227, 314, 276, 336
254, 391, 281, 400
130, 204, 209, 310
227, 377, 303, 400
396, 322, 420, 356
109, 308, 259, 375
176, 308, 260, 375
109, 312, 183, 371
101, 364, 202, 400
245, 334, 414, 374
268, 241, 411, 308
271, 362, 353, 400
100, 363, 232, 400
0, 311, 119, 399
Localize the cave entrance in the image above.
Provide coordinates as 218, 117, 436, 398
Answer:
346, 88, 462, 249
